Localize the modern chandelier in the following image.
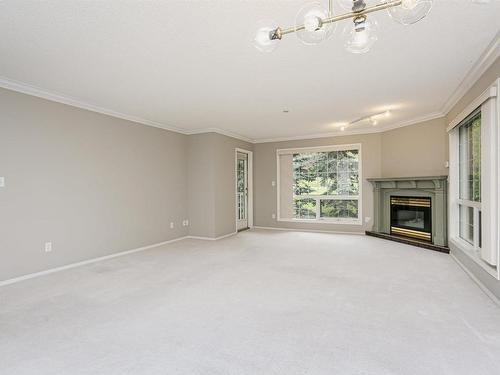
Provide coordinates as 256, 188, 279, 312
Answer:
253, 0, 433, 54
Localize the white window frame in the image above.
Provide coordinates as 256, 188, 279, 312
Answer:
276, 143, 362, 225
448, 78, 499, 279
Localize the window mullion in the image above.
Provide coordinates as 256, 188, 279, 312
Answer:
473, 207, 480, 251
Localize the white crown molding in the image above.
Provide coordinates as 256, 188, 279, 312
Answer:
0, 76, 189, 134
441, 31, 500, 116
253, 35, 499, 144
0, 77, 445, 143
253, 112, 444, 144
447, 80, 498, 132
1, 31, 497, 145
186, 127, 255, 143
0, 76, 257, 143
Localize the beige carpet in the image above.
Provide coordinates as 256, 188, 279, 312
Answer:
1, 229, 500, 375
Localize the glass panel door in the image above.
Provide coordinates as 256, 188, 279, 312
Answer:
237, 152, 248, 230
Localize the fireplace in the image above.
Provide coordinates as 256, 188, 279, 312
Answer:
390, 196, 431, 242
367, 176, 447, 252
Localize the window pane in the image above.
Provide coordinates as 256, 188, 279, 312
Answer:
237, 159, 245, 220
320, 199, 358, 219
293, 198, 316, 219
459, 205, 474, 245
293, 152, 328, 195
293, 149, 359, 197
459, 113, 481, 202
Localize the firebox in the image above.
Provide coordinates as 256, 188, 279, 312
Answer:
390, 196, 432, 242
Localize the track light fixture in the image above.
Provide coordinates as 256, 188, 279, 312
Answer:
253, 0, 433, 54
339, 110, 391, 131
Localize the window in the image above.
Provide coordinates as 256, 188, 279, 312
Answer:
277, 144, 361, 224
448, 79, 499, 277
458, 110, 481, 249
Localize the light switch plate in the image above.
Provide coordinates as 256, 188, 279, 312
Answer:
0, 177, 5, 187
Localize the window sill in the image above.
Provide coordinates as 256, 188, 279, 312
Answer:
277, 218, 362, 226
449, 237, 498, 279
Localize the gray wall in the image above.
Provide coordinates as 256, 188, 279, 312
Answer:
254, 134, 382, 233
381, 117, 448, 178
446, 57, 500, 300
0, 87, 189, 281
187, 133, 217, 238
253, 119, 451, 233
2, 57, 497, 295
187, 133, 253, 238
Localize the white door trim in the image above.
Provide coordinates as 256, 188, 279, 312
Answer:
235, 148, 253, 231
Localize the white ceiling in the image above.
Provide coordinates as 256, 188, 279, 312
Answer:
0, 0, 499, 142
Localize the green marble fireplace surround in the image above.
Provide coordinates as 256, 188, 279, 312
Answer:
368, 176, 448, 247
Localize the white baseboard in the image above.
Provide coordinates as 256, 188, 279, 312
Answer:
0, 236, 189, 287
0, 232, 242, 287
187, 232, 238, 241
252, 226, 364, 236
450, 253, 500, 309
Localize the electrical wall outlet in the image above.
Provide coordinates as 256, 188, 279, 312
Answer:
272, 213, 276, 219
182, 220, 189, 227
0, 177, 5, 188
271, 181, 276, 187
170, 222, 174, 229
45, 242, 52, 252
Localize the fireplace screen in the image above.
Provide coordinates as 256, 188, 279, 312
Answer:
390, 196, 431, 242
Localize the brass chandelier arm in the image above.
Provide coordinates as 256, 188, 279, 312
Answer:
278, 0, 402, 37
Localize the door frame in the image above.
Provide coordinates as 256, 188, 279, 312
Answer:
235, 148, 253, 231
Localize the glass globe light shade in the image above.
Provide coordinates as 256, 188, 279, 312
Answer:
253, 20, 280, 53
338, 0, 377, 11
386, 0, 433, 25
343, 18, 378, 54
295, 2, 336, 45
